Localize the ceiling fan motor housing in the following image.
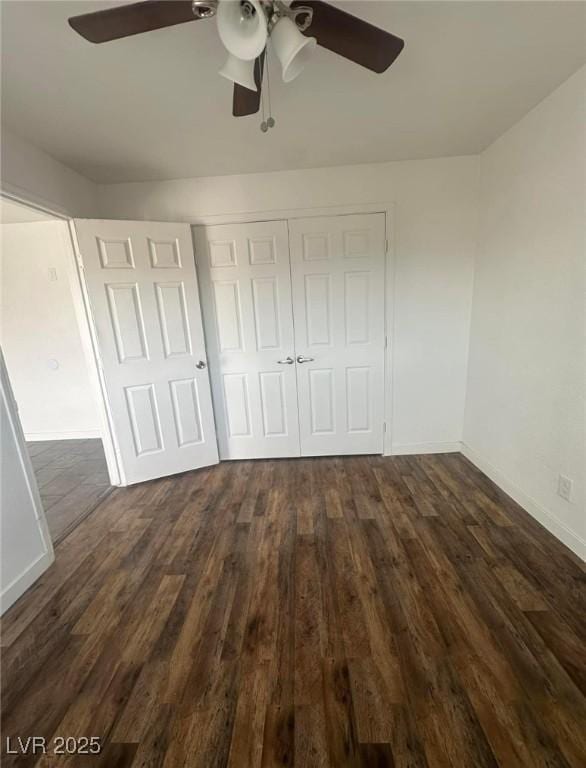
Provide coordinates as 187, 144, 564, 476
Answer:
192, 0, 219, 19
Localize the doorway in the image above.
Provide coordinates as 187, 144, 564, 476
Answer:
0, 198, 113, 543
2, 206, 391, 491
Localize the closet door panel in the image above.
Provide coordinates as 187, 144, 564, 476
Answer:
194, 221, 300, 459
289, 213, 386, 456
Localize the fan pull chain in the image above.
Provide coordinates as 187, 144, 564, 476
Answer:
260, 60, 267, 131
266, 51, 275, 129
260, 48, 275, 132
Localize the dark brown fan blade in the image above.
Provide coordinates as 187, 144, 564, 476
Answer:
68, 1, 199, 44
290, 0, 404, 73
233, 52, 265, 117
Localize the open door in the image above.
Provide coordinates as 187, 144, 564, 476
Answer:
74, 220, 218, 485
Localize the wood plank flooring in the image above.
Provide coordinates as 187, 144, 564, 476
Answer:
27, 439, 112, 543
2, 454, 585, 767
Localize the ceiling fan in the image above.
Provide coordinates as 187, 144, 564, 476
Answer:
68, 1, 405, 122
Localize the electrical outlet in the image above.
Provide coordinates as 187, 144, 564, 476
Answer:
48, 267, 58, 281
557, 474, 573, 502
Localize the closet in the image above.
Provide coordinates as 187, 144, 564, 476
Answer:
194, 212, 386, 459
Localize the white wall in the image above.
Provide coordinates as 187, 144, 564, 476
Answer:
97, 155, 479, 452
1, 126, 98, 217
0, 220, 101, 440
464, 66, 586, 559
1, 349, 54, 614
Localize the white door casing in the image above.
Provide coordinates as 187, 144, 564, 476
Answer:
289, 213, 386, 456
75, 220, 219, 484
193, 221, 300, 459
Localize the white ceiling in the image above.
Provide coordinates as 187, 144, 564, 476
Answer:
0, 198, 58, 223
1, 1, 585, 183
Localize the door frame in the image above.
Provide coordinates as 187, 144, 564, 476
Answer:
0, 190, 123, 485
191, 202, 395, 456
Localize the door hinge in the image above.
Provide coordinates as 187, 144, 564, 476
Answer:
383, 421, 387, 433
385, 238, 389, 254
384, 334, 388, 349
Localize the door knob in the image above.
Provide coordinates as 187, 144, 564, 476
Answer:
277, 356, 295, 365
196, 360, 207, 369
296, 355, 315, 364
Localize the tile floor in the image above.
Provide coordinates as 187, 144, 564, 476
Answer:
27, 438, 112, 543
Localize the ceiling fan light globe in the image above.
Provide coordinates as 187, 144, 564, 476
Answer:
217, 0, 267, 60
270, 16, 316, 83
219, 54, 257, 91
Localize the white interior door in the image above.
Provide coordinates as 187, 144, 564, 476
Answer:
194, 221, 300, 459
74, 219, 219, 484
289, 213, 386, 456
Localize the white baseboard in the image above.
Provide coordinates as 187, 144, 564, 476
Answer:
461, 444, 585, 561
1, 549, 54, 616
389, 441, 462, 456
25, 429, 102, 442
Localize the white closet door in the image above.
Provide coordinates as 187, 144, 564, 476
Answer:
289, 213, 386, 456
75, 220, 219, 484
193, 221, 300, 459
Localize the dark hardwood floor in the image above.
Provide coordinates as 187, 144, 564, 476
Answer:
2, 454, 585, 767
27, 439, 112, 543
